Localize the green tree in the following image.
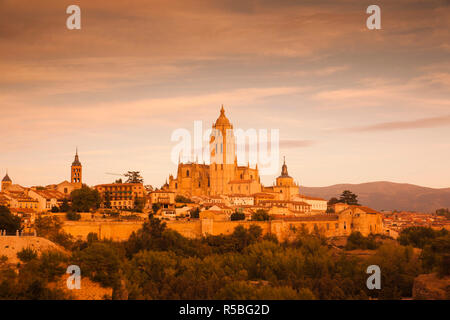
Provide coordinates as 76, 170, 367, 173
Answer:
124, 171, 144, 184
73, 242, 123, 288
0, 206, 21, 235
231, 211, 245, 221
151, 203, 162, 215
436, 208, 450, 219
59, 198, 71, 212
66, 210, 81, 221
398, 226, 448, 248
70, 186, 101, 212
34, 216, 74, 249
190, 207, 200, 219
252, 209, 270, 221
175, 195, 192, 203
328, 197, 340, 205
345, 232, 379, 250
133, 197, 145, 212
339, 190, 359, 205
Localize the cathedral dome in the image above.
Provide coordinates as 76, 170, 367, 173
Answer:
278, 157, 291, 178
214, 105, 231, 127
2, 173, 11, 182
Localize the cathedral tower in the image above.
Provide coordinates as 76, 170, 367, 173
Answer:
71, 148, 82, 188
209, 105, 236, 195
275, 157, 299, 200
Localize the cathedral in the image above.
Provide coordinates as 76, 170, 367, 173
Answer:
167, 106, 299, 200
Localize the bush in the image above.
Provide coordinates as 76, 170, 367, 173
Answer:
398, 226, 448, 248
66, 211, 81, 221
70, 186, 101, 212
17, 248, 38, 262
175, 195, 192, 203
190, 207, 200, 219
252, 209, 270, 221
0, 206, 21, 235
345, 232, 380, 250
231, 211, 245, 221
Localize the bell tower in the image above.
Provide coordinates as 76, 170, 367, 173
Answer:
209, 105, 236, 195
71, 148, 82, 188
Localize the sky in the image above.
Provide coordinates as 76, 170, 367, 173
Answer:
0, 0, 449, 189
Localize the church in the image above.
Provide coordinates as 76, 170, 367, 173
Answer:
167, 106, 300, 200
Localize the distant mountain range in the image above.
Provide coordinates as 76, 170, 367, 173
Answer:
301, 181, 450, 213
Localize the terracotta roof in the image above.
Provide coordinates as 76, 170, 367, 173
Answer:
31, 189, 66, 200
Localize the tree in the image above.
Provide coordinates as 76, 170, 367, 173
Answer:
70, 186, 101, 212
124, 171, 143, 184
133, 197, 145, 213
398, 226, 448, 249
252, 209, 270, 221
346, 232, 379, 250
151, 203, 162, 215
34, 216, 73, 249
0, 206, 21, 235
73, 242, 123, 288
339, 190, 359, 205
231, 211, 245, 221
66, 210, 81, 221
190, 207, 200, 219
125, 216, 168, 256
436, 208, 450, 219
59, 198, 71, 212
175, 195, 192, 203
328, 197, 340, 206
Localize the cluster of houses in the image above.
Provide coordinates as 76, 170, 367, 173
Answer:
148, 190, 328, 221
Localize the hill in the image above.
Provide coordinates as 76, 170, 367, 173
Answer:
301, 181, 450, 213
0, 236, 68, 264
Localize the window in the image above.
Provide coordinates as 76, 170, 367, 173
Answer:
186, 170, 190, 177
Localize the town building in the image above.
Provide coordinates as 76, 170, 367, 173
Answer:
95, 182, 145, 210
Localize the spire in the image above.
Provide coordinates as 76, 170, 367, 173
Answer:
281, 156, 289, 177
72, 148, 81, 166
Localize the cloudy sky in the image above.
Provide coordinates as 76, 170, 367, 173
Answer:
0, 0, 449, 189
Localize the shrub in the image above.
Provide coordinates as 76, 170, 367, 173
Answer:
17, 248, 38, 262
231, 211, 245, 221
252, 209, 270, 221
66, 211, 81, 221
